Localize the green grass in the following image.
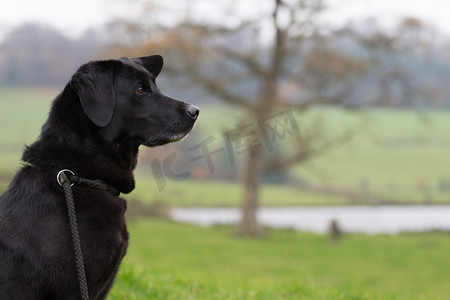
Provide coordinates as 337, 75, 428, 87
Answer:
108, 219, 450, 299
0, 87, 53, 172
128, 175, 350, 206
110, 264, 374, 299
294, 108, 450, 203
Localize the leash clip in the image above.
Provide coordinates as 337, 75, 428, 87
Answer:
57, 169, 76, 187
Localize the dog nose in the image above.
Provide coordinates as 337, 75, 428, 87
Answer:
186, 105, 200, 120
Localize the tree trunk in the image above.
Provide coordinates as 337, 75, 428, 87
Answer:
236, 0, 284, 237
236, 145, 264, 236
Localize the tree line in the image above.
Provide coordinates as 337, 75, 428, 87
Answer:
0, 23, 105, 86
0, 18, 449, 109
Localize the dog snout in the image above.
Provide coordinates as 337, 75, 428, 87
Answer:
186, 105, 200, 120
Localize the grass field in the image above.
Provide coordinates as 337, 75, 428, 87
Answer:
107, 219, 450, 299
1, 87, 450, 205
296, 108, 450, 203
0, 88, 53, 173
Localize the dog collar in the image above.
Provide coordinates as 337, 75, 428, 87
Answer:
57, 169, 120, 196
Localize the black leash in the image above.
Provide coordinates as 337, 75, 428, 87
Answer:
58, 169, 89, 300
57, 169, 120, 300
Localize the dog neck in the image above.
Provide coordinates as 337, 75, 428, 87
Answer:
22, 84, 138, 194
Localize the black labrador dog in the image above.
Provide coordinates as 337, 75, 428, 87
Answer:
0, 55, 199, 299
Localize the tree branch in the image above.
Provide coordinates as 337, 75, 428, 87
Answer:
190, 71, 253, 108
214, 46, 267, 78
265, 128, 355, 172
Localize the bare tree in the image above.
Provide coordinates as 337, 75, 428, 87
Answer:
108, 0, 431, 236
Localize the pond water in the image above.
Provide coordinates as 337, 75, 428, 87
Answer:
170, 206, 450, 234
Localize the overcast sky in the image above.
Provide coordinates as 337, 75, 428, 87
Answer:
0, 0, 449, 39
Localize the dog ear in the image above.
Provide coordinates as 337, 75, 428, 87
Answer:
134, 55, 164, 78
70, 61, 117, 127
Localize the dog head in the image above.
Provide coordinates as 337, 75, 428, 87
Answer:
70, 55, 199, 147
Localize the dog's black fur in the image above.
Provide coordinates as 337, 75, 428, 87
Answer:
0, 55, 199, 299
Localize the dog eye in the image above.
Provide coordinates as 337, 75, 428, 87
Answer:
136, 86, 147, 96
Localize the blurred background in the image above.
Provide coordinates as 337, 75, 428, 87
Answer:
1, 0, 450, 298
